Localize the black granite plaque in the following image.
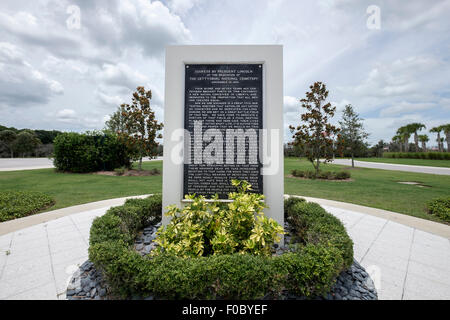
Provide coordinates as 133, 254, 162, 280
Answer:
184, 64, 263, 198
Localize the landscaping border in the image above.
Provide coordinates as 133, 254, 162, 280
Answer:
87, 195, 356, 299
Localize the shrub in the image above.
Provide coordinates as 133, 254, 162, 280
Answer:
426, 197, 450, 222
285, 199, 354, 267
114, 167, 126, 176
53, 131, 131, 173
291, 169, 351, 180
0, 191, 55, 222
154, 180, 284, 257
383, 152, 450, 160
89, 191, 353, 299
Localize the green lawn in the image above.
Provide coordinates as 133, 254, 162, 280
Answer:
351, 157, 450, 168
1, 159, 449, 224
0, 161, 162, 212
285, 158, 450, 223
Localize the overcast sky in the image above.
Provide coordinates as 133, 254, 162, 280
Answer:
1, 0, 449, 145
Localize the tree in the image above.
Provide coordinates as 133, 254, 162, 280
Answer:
0, 130, 17, 158
120, 87, 163, 170
392, 135, 403, 152
418, 134, 429, 151
289, 82, 341, 176
430, 126, 443, 152
105, 105, 129, 134
397, 125, 412, 152
370, 140, 387, 157
338, 104, 369, 167
442, 124, 450, 152
407, 123, 426, 152
13, 131, 41, 157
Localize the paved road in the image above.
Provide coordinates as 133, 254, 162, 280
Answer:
0, 157, 163, 172
331, 159, 450, 175
1, 197, 449, 300
0, 158, 54, 171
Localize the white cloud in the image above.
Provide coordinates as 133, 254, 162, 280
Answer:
167, 0, 203, 15
0, 42, 63, 106
0, 0, 449, 145
56, 108, 76, 121
98, 63, 149, 90
380, 101, 436, 117
351, 56, 441, 99
283, 96, 299, 113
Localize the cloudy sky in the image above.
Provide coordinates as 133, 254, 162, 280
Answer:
1, 0, 449, 146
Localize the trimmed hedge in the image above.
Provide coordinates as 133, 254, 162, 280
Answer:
426, 197, 450, 222
89, 195, 353, 299
291, 169, 351, 180
383, 152, 450, 160
0, 191, 55, 222
53, 132, 131, 173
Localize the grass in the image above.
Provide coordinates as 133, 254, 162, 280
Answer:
1, 158, 449, 224
285, 158, 450, 224
350, 157, 450, 168
0, 161, 162, 213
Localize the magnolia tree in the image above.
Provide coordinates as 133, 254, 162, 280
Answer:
289, 82, 341, 176
117, 87, 163, 170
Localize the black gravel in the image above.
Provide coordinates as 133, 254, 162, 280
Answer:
67, 222, 377, 300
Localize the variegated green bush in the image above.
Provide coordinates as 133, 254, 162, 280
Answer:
153, 180, 284, 257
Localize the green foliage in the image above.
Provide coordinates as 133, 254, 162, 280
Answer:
0, 130, 17, 157
114, 167, 126, 176
289, 82, 342, 175
116, 86, 163, 170
285, 198, 354, 267
154, 180, 284, 257
53, 131, 131, 173
13, 131, 42, 156
383, 152, 450, 160
291, 169, 350, 180
0, 191, 54, 222
88, 192, 353, 299
426, 197, 450, 222
338, 104, 369, 161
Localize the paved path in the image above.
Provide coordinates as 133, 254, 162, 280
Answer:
0, 157, 163, 172
331, 159, 450, 175
1, 197, 449, 300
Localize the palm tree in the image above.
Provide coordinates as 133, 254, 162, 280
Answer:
430, 126, 443, 152
442, 124, 450, 152
397, 125, 412, 152
392, 135, 403, 152
407, 123, 426, 152
418, 134, 429, 151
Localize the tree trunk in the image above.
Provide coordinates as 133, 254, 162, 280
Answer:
139, 157, 143, 171
315, 157, 320, 177
446, 132, 450, 152
414, 132, 419, 152
399, 143, 402, 152
437, 133, 442, 152
10, 148, 13, 158
404, 138, 409, 152
421, 141, 426, 151
351, 153, 354, 168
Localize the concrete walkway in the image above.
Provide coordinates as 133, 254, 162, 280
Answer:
331, 159, 450, 175
0, 157, 163, 172
1, 196, 449, 300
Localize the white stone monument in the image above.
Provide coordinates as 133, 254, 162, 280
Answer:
162, 45, 284, 229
